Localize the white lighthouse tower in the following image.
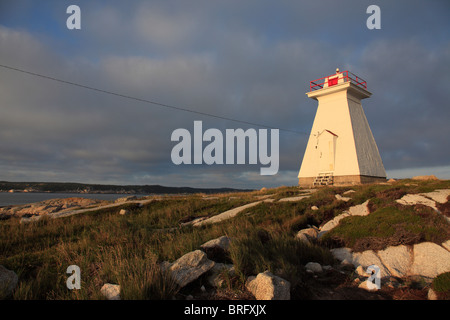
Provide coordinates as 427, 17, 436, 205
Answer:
298, 69, 386, 187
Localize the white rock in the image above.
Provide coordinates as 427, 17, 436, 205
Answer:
343, 190, 356, 195
295, 233, 310, 244
245, 271, 290, 300
119, 209, 129, 215
352, 250, 391, 278
200, 236, 232, 251
396, 194, 438, 211
428, 288, 438, 300
420, 189, 450, 204
311, 206, 319, 211
335, 194, 351, 202
297, 227, 319, 239
358, 280, 379, 292
348, 200, 370, 216
168, 250, 215, 288
355, 265, 369, 277
320, 212, 350, 234
410, 242, 450, 279
442, 240, 450, 252
100, 283, 121, 300
278, 195, 310, 202
330, 248, 353, 264
305, 262, 322, 273
377, 245, 412, 278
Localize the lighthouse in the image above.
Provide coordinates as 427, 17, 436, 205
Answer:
298, 69, 386, 187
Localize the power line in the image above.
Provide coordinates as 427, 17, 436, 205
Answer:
0, 63, 309, 135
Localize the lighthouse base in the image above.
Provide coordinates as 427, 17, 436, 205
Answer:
298, 175, 386, 188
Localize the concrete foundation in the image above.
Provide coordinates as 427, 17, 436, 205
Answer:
298, 175, 386, 188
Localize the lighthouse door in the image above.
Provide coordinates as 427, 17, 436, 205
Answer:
317, 130, 337, 173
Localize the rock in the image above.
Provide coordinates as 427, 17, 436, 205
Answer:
245, 271, 290, 300
355, 265, 368, 277
20, 215, 42, 224
200, 236, 232, 262
352, 250, 391, 278
396, 194, 438, 211
0, 265, 18, 298
412, 175, 439, 181
296, 228, 318, 243
377, 245, 411, 278
311, 206, 319, 211
343, 190, 356, 195
168, 250, 215, 288
348, 200, 370, 216
207, 263, 235, 287
428, 288, 438, 300
420, 189, 450, 204
358, 280, 379, 292
119, 209, 129, 215
410, 242, 450, 279
330, 247, 353, 265
319, 212, 350, 237
100, 283, 121, 300
295, 233, 310, 244
200, 236, 232, 252
305, 262, 322, 273
442, 240, 450, 252
278, 195, 310, 202
335, 194, 351, 202
115, 196, 137, 203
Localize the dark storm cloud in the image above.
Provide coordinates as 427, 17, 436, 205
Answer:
0, 0, 449, 188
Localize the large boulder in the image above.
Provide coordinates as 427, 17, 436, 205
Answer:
410, 242, 450, 279
352, 250, 391, 278
168, 250, 215, 288
0, 265, 18, 298
377, 245, 411, 278
245, 271, 290, 300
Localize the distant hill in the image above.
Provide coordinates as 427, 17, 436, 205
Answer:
0, 181, 252, 194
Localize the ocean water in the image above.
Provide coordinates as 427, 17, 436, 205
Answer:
0, 192, 147, 207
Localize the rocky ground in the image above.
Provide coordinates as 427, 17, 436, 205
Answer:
1, 178, 449, 300
0, 197, 110, 218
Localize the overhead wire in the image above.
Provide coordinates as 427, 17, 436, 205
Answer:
0, 63, 310, 136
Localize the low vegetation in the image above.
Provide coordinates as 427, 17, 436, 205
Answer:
0, 179, 449, 299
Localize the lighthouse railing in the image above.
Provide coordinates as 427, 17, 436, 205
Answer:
309, 71, 367, 91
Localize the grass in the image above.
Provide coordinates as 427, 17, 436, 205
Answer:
0, 179, 449, 300
432, 272, 450, 299
320, 204, 450, 252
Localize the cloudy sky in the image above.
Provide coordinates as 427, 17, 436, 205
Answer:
0, 0, 449, 189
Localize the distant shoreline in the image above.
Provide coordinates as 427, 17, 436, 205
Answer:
0, 181, 252, 195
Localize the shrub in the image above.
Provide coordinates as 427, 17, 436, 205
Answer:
321, 205, 450, 252
432, 272, 450, 300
